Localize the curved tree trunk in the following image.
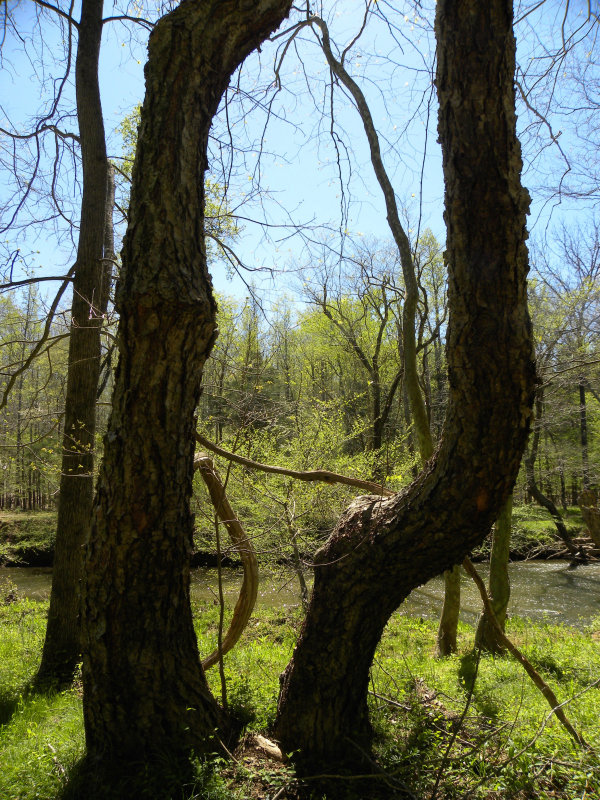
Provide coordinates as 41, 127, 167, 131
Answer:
315, 12, 468, 661
37, 0, 109, 685
275, 0, 534, 773
80, 0, 292, 772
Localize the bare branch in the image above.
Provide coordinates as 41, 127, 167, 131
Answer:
195, 431, 394, 496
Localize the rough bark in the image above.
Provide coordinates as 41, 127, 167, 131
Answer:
37, 0, 109, 685
81, 0, 292, 770
275, 0, 534, 773
475, 495, 512, 653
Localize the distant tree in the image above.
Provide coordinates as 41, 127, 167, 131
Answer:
475, 495, 513, 653
302, 241, 405, 463
0, 289, 67, 510
34, 0, 112, 686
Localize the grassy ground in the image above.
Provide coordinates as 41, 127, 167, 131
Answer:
0, 512, 57, 566
1, 576, 598, 800
512, 504, 584, 542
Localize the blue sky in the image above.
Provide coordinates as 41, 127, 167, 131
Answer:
1, 0, 598, 310
1, 1, 445, 304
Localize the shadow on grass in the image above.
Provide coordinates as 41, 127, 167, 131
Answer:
458, 648, 501, 720
0, 672, 71, 727
0, 690, 22, 726
457, 648, 479, 693
59, 751, 212, 800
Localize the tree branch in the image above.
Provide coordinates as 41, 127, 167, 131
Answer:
195, 431, 394, 496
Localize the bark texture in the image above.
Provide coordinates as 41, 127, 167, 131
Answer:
37, 0, 109, 685
276, 0, 535, 772
81, 0, 292, 767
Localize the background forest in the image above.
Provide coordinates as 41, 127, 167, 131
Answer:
1, 225, 599, 552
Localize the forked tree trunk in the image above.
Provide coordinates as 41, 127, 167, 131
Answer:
37, 0, 109, 685
275, 0, 535, 773
81, 0, 292, 770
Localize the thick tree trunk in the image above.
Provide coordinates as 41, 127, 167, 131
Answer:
37, 0, 108, 685
80, 0, 292, 772
276, 0, 534, 773
475, 495, 512, 653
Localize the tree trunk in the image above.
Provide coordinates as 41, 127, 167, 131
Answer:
437, 564, 461, 656
475, 494, 512, 653
579, 377, 590, 490
80, 0, 292, 773
37, 0, 108, 685
276, 0, 534, 773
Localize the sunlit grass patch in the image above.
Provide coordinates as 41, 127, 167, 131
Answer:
0, 690, 84, 800
0, 589, 598, 799
370, 613, 600, 799
0, 596, 84, 800
0, 595, 47, 718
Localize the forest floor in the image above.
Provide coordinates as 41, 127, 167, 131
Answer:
0, 506, 594, 567
0, 579, 598, 800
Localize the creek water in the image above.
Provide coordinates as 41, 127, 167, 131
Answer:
2, 561, 600, 629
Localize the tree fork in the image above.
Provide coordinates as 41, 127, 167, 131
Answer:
275, 0, 535, 773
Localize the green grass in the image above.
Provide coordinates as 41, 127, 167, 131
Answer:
371, 614, 599, 799
0, 512, 57, 566
0, 590, 84, 800
1, 581, 599, 800
472, 505, 585, 560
